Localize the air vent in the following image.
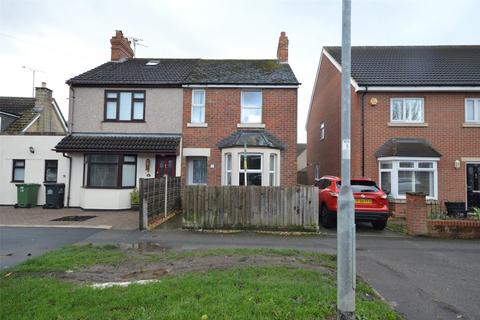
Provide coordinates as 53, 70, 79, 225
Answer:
145, 60, 160, 66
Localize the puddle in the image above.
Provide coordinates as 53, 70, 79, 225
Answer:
51, 215, 97, 222
116, 242, 170, 253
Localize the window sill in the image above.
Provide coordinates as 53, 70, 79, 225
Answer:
102, 120, 146, 123
388, 197, 438, 204
82, 186, 136, 189
462, 122, 480, 127
187, 123, 208, 128
388, 122, 428, 127
237, 123, 266, 128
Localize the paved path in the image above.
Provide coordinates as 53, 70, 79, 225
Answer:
1, 225, 479, 320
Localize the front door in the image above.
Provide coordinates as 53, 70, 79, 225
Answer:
155, 155, 176, 178
466, 163, 480, 211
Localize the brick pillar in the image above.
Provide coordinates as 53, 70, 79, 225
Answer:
406, 192, 428, 236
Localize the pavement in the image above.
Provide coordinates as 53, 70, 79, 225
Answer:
0, 212, 479, 320
0, 206, 138, 230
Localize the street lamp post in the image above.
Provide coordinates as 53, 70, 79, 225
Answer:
337, 0, 356, 319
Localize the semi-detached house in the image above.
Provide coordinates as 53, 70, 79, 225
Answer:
306, 46, 480, 214
55, 31, 299, 210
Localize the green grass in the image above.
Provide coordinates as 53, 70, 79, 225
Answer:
0, 245, 401, 320
8, 244, 125, 273
386, 221, 407, 234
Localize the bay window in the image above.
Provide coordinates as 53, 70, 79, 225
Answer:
239, 154, 262, 186
269, 154, 277, 186
391, 98, 424, 123
84, 155, 137, 188
241, 91, 262, 123
225, 153, 232, 185
379, 158, 437, 199
105, 91, 145, 121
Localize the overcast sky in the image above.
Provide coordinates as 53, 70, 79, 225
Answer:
1, 0, 479, 142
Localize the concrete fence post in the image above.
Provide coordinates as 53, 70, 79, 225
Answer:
406, 192, 428, 236
164, 175, 168, 218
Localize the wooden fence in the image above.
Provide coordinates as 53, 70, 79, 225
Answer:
183, 185, 319, 231
139, 177, 181, 230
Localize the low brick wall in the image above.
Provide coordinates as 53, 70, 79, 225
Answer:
427, 220, 480, 239
406, 193, 428, 236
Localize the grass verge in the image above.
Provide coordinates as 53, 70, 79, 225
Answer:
1, 245, 401, 320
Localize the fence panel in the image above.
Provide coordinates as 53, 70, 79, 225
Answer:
183, 185, 319, 231
139, 177, 181, 230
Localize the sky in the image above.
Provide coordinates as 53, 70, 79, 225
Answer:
1, 0, 479, 142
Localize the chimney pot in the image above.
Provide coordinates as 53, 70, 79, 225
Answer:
277, 31, 289, 63
110, 30, 134, 61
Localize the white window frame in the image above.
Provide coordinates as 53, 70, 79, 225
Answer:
320, 122, 325, 140
187, 156, 207, 185
191, 89, 206, 124
239, 153, 263, 186
241, 90, 262, 124
269, 154, 278, 186
390, 98, 424, 123
378, 157, 439, 200
225, 153, 232, 186
465, 98, 480, 123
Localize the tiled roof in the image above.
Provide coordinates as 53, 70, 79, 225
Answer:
67, 59, 299, 86
324, 46, 480, 86
5, 111, 38, 134
184, 59, 299, 85
55, 134, 181, 153
0, 97, 35, 116
217, 130, 285, 150
374, 138, 442, 158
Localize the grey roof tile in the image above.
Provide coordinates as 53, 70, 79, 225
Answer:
374, 138, 442, 158
0, 97, 35, 115
217, 130, 285, 150
324, 46, 480, 86
55, 134, 181, 153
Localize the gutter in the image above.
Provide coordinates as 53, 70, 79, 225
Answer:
361, 86, 368, 177
62, 153, 72, 207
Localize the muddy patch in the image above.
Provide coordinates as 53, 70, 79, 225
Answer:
56, 254, 330, 284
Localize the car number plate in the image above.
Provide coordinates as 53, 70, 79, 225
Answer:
355, 199, 372, 204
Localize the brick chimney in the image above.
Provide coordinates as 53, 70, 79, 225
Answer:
110, 30, 134, 61
34, 82, 54, 133
277, 31, 289, 63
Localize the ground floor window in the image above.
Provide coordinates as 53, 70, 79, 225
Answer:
84, 154, 137, 188
12, 159, 25, 182
239, 154, 262, 186
188, 157, 207, 185
379, 158, 438, 199
44, 160, 58, 182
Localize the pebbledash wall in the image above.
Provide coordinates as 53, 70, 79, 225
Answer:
181, 88, 298, 187
307, 55, 480, 209
0, 135, 68, 205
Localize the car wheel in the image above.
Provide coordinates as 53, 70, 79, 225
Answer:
372, 219, 387, 230
320, 205, 336, 229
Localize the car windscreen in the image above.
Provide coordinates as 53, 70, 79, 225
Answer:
336, 180, 380, 193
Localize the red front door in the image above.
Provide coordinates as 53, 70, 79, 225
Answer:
155, 155, 176, 178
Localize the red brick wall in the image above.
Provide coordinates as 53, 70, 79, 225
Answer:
182, 88, 297, 186
306, 56, 342, 184
361, 92, 480, 204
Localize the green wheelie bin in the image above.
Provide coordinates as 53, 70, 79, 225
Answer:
15, 183, 41, 208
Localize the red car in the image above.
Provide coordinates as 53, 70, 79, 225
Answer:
314, 176, 390, 229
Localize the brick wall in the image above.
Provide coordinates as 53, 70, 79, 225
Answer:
405, 192, 428, 235
182, 88, 297, 186
307, 57, 480, 204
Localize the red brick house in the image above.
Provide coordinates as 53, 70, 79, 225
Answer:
181, 32, 299, 187
306, 46, 480, 212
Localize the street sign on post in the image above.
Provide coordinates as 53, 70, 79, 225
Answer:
337, 0, 356, 319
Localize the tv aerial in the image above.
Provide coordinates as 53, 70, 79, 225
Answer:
128, 36, 148, 57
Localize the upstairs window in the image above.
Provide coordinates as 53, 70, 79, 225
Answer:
105, 91, 145, 121
465, 98, 480, 123
191, 90, 205, 123
241, 91, 262, 123
391, 98, 424, 123
320, 122, 325, 140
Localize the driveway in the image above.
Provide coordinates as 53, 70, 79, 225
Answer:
0, 206, 138, 230
1, 224, 479, 320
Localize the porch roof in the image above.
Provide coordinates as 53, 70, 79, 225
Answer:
54, 133, 180, 154
217, 130, 285, 150
375, 138, 442, 158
